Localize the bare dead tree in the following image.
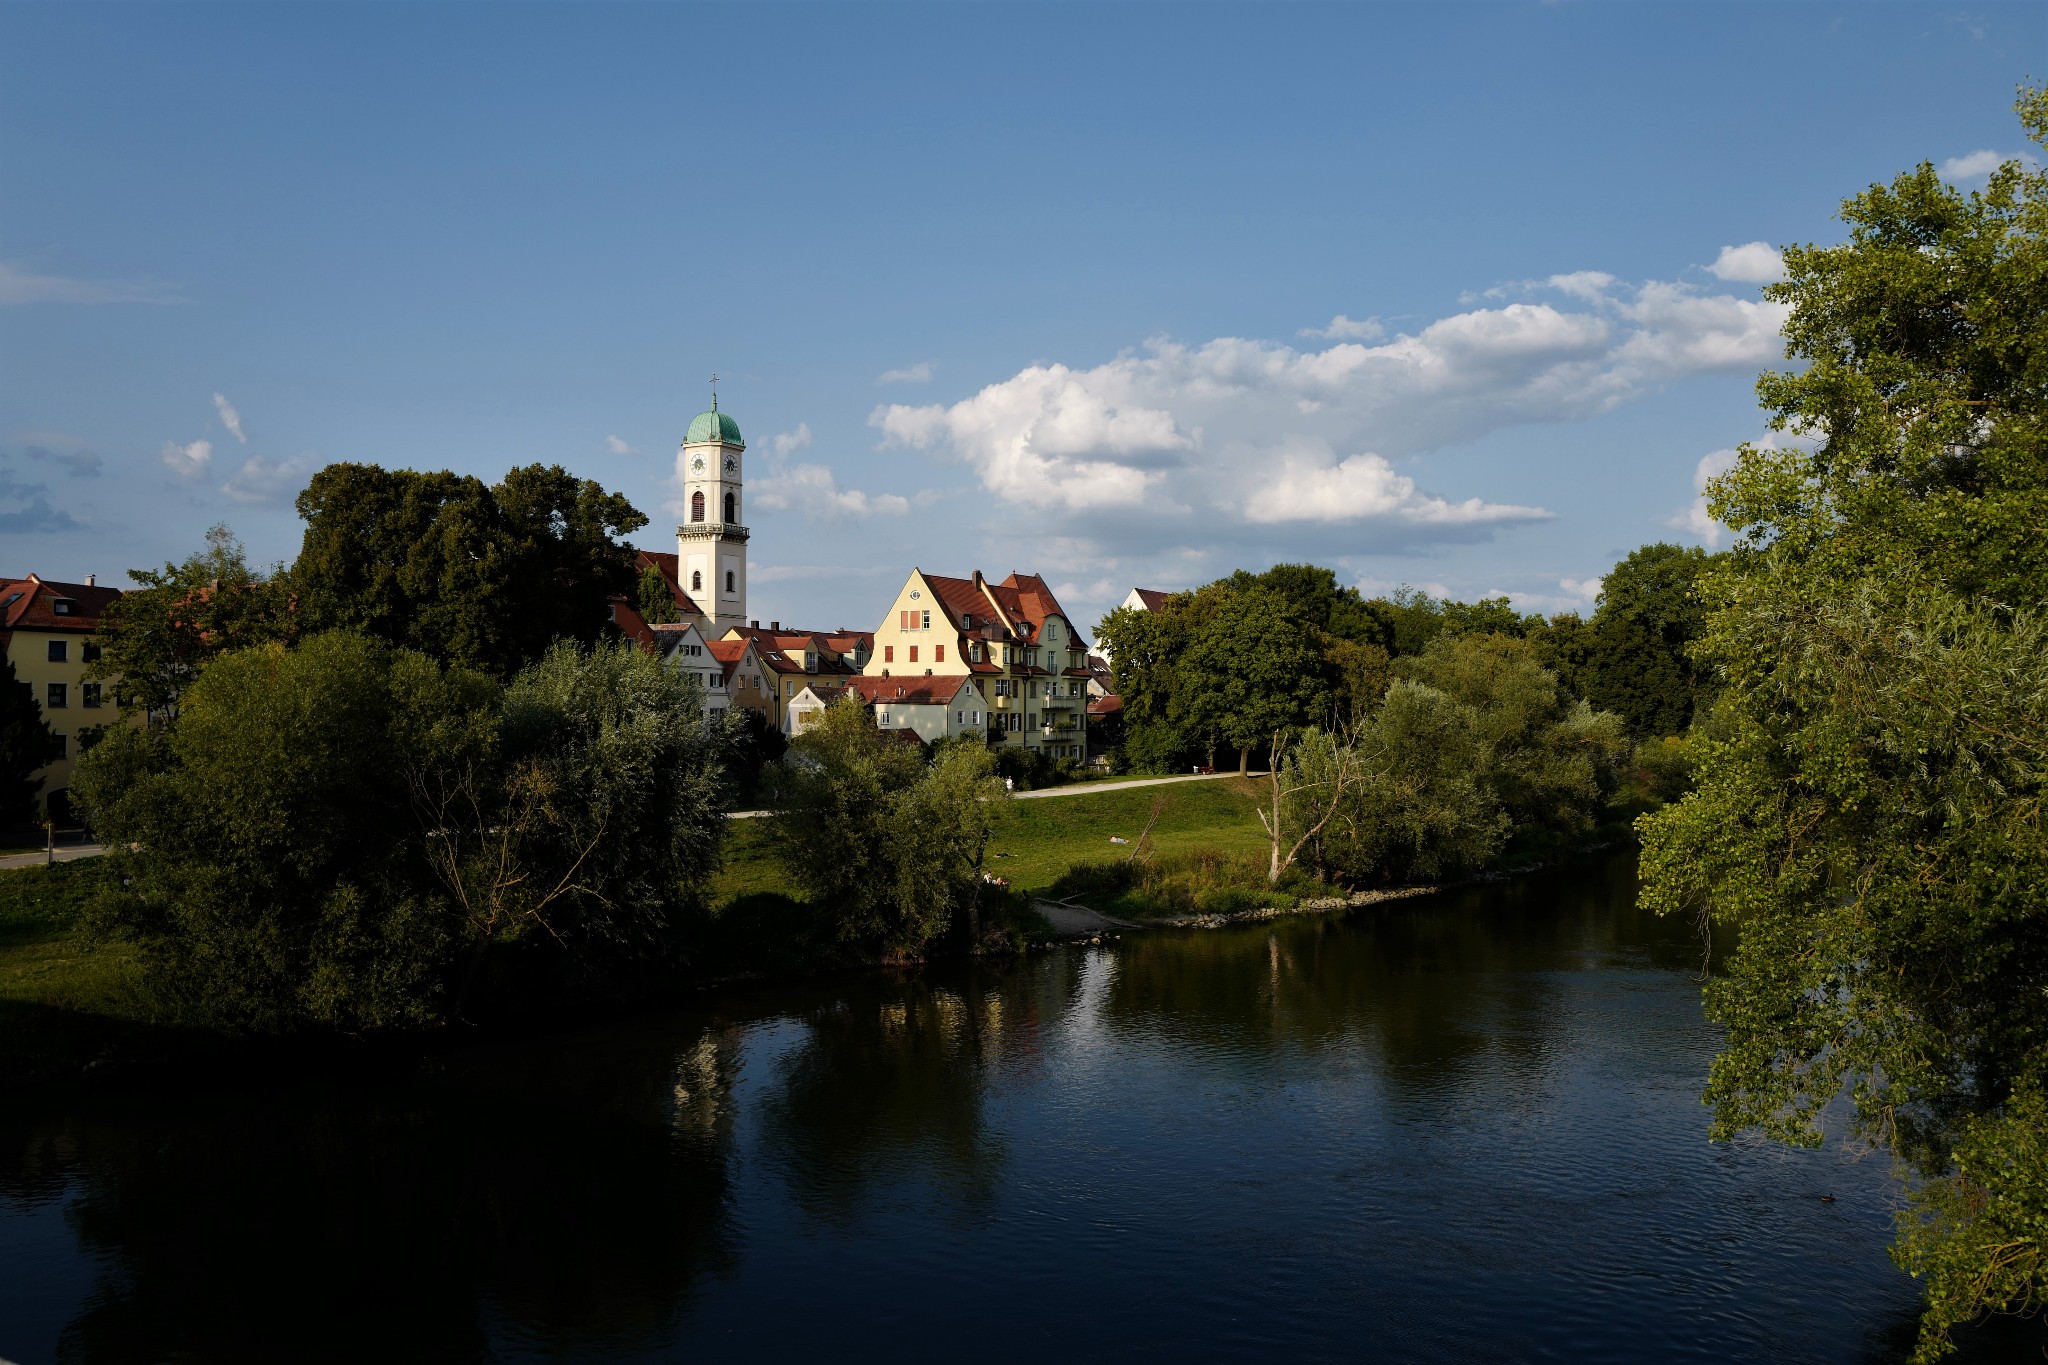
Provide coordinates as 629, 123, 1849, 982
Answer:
1256, 725, 1372, 885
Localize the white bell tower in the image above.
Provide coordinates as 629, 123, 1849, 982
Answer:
676, 387, 748, 633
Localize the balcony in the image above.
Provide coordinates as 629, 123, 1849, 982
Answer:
677, 522, 750, 542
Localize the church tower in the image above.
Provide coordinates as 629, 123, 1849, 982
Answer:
676, 394, 748, 633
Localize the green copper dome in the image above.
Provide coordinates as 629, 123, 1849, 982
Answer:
684, 398, 744, 449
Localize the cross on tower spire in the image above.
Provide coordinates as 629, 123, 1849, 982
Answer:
708, 372, 719, 411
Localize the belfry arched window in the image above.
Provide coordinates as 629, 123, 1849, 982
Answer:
724, 491, 736, 522
690, 491, 705, 523
691, 570, 702, 591
725, 570, 735, 593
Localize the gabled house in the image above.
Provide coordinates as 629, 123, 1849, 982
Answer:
864, 569, 1092, 760
706, 638, 773, 721
648, 621, 725, 710
1, 573, 123, 819
719, 621, 873, 733
789, 674, 985, 745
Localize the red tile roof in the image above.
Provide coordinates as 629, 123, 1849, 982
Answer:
0, 575, 122, 633
1131, 588, 1172, 612
912, 569, 1089, 651
840, 674, 978, 707
634, 550, 705, 619
1089, 695, 1124, 716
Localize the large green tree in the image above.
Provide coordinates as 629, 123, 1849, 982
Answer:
290, 462, 646, 679
1639, 88, 2048, 1360
768, 697, 1005, 955
1581, 543, 1716, 736
0, 652, 62, 824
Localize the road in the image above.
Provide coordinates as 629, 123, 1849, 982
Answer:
0, 843, 105, 871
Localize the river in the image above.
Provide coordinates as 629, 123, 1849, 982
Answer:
2, 854, 2041, 1362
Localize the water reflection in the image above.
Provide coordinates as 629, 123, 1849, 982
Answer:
3, 855, 2041, 1364
0, 1025, 741, 1364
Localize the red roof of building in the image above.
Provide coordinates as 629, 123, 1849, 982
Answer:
911, 569, 1089, 651
724, 625, 862, 677
0, 575, 122, 633
634, 550, 705, 619
840, 674, 978, 707
1088, 695, 1124, 716
1131, 588, 1172, 612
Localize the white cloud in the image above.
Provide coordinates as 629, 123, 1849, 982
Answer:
161, 439, 212, 479
220, 453, 311, 505
878, 361, 934, 385
1937, 149, 2035, 183
212, 393, 246, 444
1559, 575, 1604, 603
771, 423, 813, 458
1707, 242, 1785, 284
1670, 445, 1743, 547
1299, 314, 1385, 342
753, 463, 909, 519
1244, 448, 1549, 527
0, 261, 183, 306
606, 434, 635, 455
873, 266, 1787, 528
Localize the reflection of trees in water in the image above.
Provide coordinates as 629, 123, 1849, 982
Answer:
0, 1025, 742, 1364
759, 969, 1041, 1228
1101, 853, 1723, 1092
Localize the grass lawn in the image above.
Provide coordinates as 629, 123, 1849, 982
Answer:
0, 859, 169, 1084
712, 776, 1272, 902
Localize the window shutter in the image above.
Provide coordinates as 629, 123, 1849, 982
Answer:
935, 645, 945, 662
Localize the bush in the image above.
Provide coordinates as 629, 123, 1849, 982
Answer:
1047, 850, 1324, 919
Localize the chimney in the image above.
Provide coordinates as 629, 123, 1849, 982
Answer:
85, 574, 95, 586
749, 619, 759, 629
770, 620, 779, 631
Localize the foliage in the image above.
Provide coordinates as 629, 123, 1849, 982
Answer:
1046, 848, 1325, 919
71, 632, 734, 1032
73, 632, 489, 1032
1582, 543, 1716, 736
1638, 89, 2048, 1360
290, 462, 646, 679
88, 524, 296, 726
0, 651, 62, 823
634, 561, 682, 625
427, 640, 734, 993
767, 697, 1006, 954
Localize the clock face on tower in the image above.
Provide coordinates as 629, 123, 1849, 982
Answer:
724, 456, 737, 473
691, 456, 705, 472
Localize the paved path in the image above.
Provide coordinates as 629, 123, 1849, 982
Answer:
0, 843, 104, 871
1013, 770, 1265, 801
729, 770, 1266, 821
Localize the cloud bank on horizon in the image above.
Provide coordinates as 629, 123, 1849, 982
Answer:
869, 255, 1789, 565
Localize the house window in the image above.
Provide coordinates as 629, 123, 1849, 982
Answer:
83, 642, 101, 663
909, 645, 918, 663
922, 610, 931, 630
82, 683, 101, 709
692, 571, 702, 591
935, 645, 945, 663
691, 491, 705, 522
47, 640, 67, 663
1048, 622, 1058, 640
1029, 681, 1038, 698
724, 491, 736, 522
52, 599, 73, 616
972, 710, 981, 725
884, 645, 895, 663
53, 734, 66, 757
47, 683, 67, 708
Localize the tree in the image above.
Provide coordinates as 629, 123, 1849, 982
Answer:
635, 561, 681, 625
290, 462, 646, 679
1638, 88, 2048, 1360
73, 632, 494, 1031
88, 524, 296, 726
768, 697, 1005, 954
0, 652, 61, 823
1582, 543, 1715, 736
1175, 585, 1332, 774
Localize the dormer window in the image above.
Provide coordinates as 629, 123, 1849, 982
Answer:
52, 599, 74, 616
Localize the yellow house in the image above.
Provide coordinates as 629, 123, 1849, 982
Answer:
2, 573, 123, 820
864, 569, 1092, 761
719, 622, 873, 734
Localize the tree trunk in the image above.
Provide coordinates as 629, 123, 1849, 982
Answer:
1238, 746, 1249, 776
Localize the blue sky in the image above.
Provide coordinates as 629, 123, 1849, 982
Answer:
1, 2, 2037, 636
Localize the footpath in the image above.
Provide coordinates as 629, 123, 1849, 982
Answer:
0, 843, 105, 872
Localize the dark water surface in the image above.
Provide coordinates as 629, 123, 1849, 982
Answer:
4, 855, 2043, 1363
